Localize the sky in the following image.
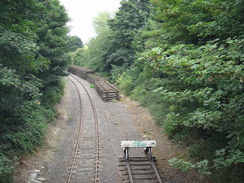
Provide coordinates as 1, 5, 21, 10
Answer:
59, 0, 122, 44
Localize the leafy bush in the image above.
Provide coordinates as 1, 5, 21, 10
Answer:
109, 65, 128, 83
114, 37, 244, 182
0, 0, 70, 181
169, 158, 211, 175
0, 153, 14, 183
137, 37, 244, 182
0, 106, 54, 182
41, 78, 65, 110
0, 107, 53, 149
116, 72, 134, 95
70, 0, 244, 182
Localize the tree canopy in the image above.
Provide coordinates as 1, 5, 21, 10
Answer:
0, 0, 72, 181
75, 0, 244, 182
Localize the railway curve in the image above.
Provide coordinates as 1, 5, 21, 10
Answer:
67, 74, 100, 183
16, 69, 205, 183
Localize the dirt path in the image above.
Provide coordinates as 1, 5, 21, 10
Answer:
14, 77, 206, 183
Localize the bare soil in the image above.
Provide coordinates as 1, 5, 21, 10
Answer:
14, 78, 207, 183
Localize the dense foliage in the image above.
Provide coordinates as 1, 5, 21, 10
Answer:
75, 0, 244, 182
0, 0, 71, 182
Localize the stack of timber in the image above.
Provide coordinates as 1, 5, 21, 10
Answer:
68, 65, 120, 102
86, 73, 101, 84
67, 65, 95, 79
95, 80, 120, 102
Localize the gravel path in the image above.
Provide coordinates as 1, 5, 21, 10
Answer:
14, 77, 207, 183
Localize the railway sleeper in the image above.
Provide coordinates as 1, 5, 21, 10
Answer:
119, 166, 152, 170
119, 164, 162, 173
96, 89, 118, 94
119, 162, 158, 166
98, 93, 115, 97
121, 169, 156, 175
122, 180, 162, 183
122, 174, 158, 179
120, 167, 163, 175
108, 96, 119, 98
119, 156, 157, 162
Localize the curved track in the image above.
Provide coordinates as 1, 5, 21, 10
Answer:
67, 74, 100, 183
65, 74, 162, 183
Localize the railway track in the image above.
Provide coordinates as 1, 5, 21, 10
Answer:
119, 141, 163, 183
119, 156, 163, 183
66, 73, 163, 182
67, 74, 100, 183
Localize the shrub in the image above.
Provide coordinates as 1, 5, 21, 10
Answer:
0, 153, 14, 183
116, 72, 134, 95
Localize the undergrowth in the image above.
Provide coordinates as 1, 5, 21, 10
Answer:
0, 78, 65, 183
114, 66, 244, 183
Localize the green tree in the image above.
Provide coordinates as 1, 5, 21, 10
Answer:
111, 0, 244, 182
67, 36, 83, 52
71, 46, 90, 67
152, 0, 244, 44
59, 0, 244, 181
0, 0, 70, 181
125, 1, 244, 182
72, 11, 114, 72
104, 0, 151, 70
87, 12, 114, 71
34, 0, 70, 107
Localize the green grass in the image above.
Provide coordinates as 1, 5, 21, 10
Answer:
90, 84, 95, 88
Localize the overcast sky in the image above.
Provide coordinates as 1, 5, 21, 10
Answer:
60, 0, 121, 44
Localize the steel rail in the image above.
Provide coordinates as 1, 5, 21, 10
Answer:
126, 163, 134, 183
67, 76, 84, 183
125, 148, 134, 183
124, 158, 162, 183
147, 147, 163, 183
123, 147, 163, 183
151, 162, 163, 183
69, 74, 100, 183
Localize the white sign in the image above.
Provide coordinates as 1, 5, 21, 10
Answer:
121, 140, 156, 148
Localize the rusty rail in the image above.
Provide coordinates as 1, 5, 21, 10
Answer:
67, 75, 100, 183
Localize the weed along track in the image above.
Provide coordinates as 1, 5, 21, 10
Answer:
67, 74, 100, 183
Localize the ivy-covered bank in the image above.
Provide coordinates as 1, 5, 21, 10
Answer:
71, 0, 244, 182
0, 0, 83, 182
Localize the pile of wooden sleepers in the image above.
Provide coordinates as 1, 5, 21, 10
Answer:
68, 65, 95, 79
68, 65, 120, 102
